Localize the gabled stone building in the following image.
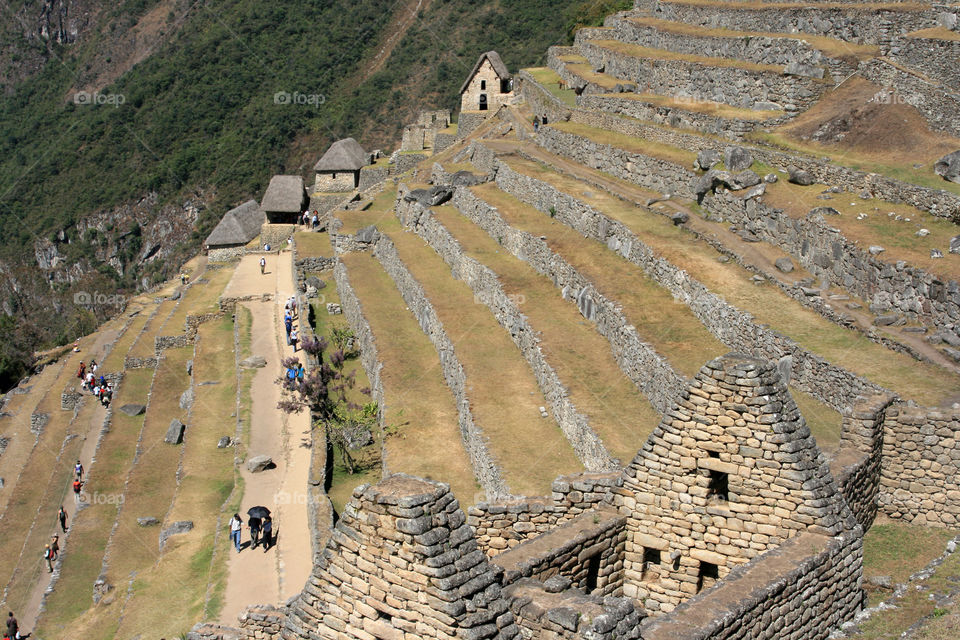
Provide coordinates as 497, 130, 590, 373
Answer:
204, 199, 264, 262
460, 51, 513, 113
261, 175, 307, 225
314, 138, 370, 193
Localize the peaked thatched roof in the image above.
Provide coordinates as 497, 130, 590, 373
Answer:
314, 138, 368, 172
261, 175, 305, 213
205, 200, 264, 247
459, 51, 511, 95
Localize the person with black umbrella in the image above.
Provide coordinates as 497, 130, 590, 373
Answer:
262, 515, 273, 551
246, 506, 270, 550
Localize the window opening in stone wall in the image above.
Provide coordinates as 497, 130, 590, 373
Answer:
697, 561, 719, 593
480, 79, 486, 90
479, 94, 488, 111
585, 553, 601, 593
708, 469, 728, 504
641, 547, 661, 582
501, 78, 511, 93
672, 551, 681, 571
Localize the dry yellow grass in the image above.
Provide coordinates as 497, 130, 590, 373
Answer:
385, 221, 583, 495
294, 231, 332, 258
339, 252, 478, 503
126, 299, 178, 359
101, 309, 155, 369
431, 206, 662, 465
905, 26, 960, 41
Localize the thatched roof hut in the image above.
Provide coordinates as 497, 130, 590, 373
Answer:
205, 200, 264, 248
261, 175, 306, 223
314, 138, 369, 172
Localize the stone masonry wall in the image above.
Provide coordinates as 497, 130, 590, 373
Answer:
492, 158, 887, 412
515, 70, 573, 126
577, 40, 826, 112
491, 506, 626, 597
370, 234, 509, 499
208, 246, 245, 263
879, 404, 960, 527
858, 58, 960, 137
888, 35, 960, 90
452, 186, 686, 415
457, 111, 489, 139
396, 195, 618, 472
468, 472, 621, 556
641, 529, 863, 640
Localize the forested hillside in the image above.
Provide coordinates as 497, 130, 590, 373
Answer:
0, 0, 628, 387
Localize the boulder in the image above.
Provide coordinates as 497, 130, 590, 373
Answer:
787, 166, 815, 186
934, 151, 960, 184
179, 388, 194, 411
137, 517, 160, 527
873, 314, 902, 326
932, 249, 944, 259
327, 303, 343, 315
403, 185, 453, 207
696, 149, 721, 171
247, 455, 275, 473
723, 146, 753, 172
543, 575, 573, 593
775, 257, 795, 273
305, 275, 325, 290
239, 356, 267, 369
119, 404, 146, 417
450, 170, 487, 187
671, 212, 689, 226
217, 436, 232, 449
158, 520, 194, 550
165, 419, 186, 445
742, 183, 766, 201
938, 12, 958, 30
728, 170, 760, 190
784, 61, 825, 79
810, 206, 840, 217
764, 173, 778, 184
950, 235, 960, 255
869, 246, 885, 256
355, 225, 380, 244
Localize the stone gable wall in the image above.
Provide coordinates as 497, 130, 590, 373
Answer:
880, 404, 960, 527
461, 59, 513, 113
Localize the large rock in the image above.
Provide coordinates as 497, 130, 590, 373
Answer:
775, 257, 795, 273
158, 520, 194, 550
723, 146, 753, 172
137, 517, 160, 527
787, 166, 815, 186
239, 356, 267, 369
355, 225, 380, 244
247, 455, 275, 473
119, 404, 146, 416
784, 61, 825, 79
403, 185, 453, 207
179, 388, 194, 411
305, 275, 325, 290
696, 149, 721, 171
730, 170, 761, 190
450, 170, 487, 187
742, 183, 766, 201
217, 436, 232, 449
165, 419, 186, 445
935, 151, 960, 184
950, 236, 960, 255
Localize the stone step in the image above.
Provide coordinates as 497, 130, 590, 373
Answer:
375, 217, 584, 497
407, 191, 662, 468
572, 39, 829, 112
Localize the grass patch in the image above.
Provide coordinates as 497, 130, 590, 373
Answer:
339, 251, 478, 504
385, 220, 584, 495
100, 309, 154, 369
294, 231, 332, 258
550, 120, 697, 167
906, 26, 960, 41
334, 185, 399, 236
524, 67, 579, 107
431, 205, 662, 465
164, 267, 234, 333
126, 299, 178, 359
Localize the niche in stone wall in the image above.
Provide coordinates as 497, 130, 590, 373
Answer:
585, 554, 601, 594
641, 547, 661, 583
697, 561, 719, 594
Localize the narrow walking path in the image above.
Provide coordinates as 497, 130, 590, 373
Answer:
219, 252, 312, 625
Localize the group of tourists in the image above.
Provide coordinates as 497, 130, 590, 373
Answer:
229, 512, 274, 553
76, 359, 113, 407
284, 297, 299, 353
285, 362, 305, 387
301, 209, 321, 230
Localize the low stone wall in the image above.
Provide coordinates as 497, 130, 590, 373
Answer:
155, 334, 191, 352
358, 166, 389, 191
259, 224, 296, 249
492, 158, 886, 412
641, 530, 863, 640
504, 579, 644, 640
491, 506, 627, 597
369, 235, 509, 498
468, 472, 621, 556
239, 605, 287, 640
393, 153, 428, 176
396, 195, 618, 472
879, 404, 960, 527
577, 40, 825, 112
124, 356, 159, 369
859, 58, 960, 137
186, 312, 224, 339
218, 294, 273, 315
61, 387, 80, 411
434, 132, 457, 152
453, 186, 686, 415
516, 69, 573, 126
457, 111, 489, 139
208, 246, 245, 263
30, 412, 49, 435
187, 623, 244, 640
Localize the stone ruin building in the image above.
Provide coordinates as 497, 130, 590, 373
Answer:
314, 138, 371, 194
458, 51, 514, 137
205, 199, 264, 262
193, 354, 867, 640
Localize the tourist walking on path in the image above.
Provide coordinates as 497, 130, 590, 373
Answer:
260, 256, 266, 274
43, 545, 53, 573
296, 362, 304, 387
74, 459, 83, 482
248, 516, 262, 549
289, 328, 299, 353
284, 312, 293, 344
262, 515, 273, 551
230, 514, 243, 552
50, 534, 60, 560
6, 611, 19, 639
73, 479, 83, 504
59, 505, 68, 532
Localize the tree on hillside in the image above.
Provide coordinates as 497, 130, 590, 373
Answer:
276, 334, 375, 474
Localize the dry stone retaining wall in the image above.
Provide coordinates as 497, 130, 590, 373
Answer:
515, 70, 573, 126
888, 36, 960, 90
396, 195, 617, 472
453, 186, 686, 414
858, 58, 960, 137
208, 246, 245, 262
492, 158, 886, 412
